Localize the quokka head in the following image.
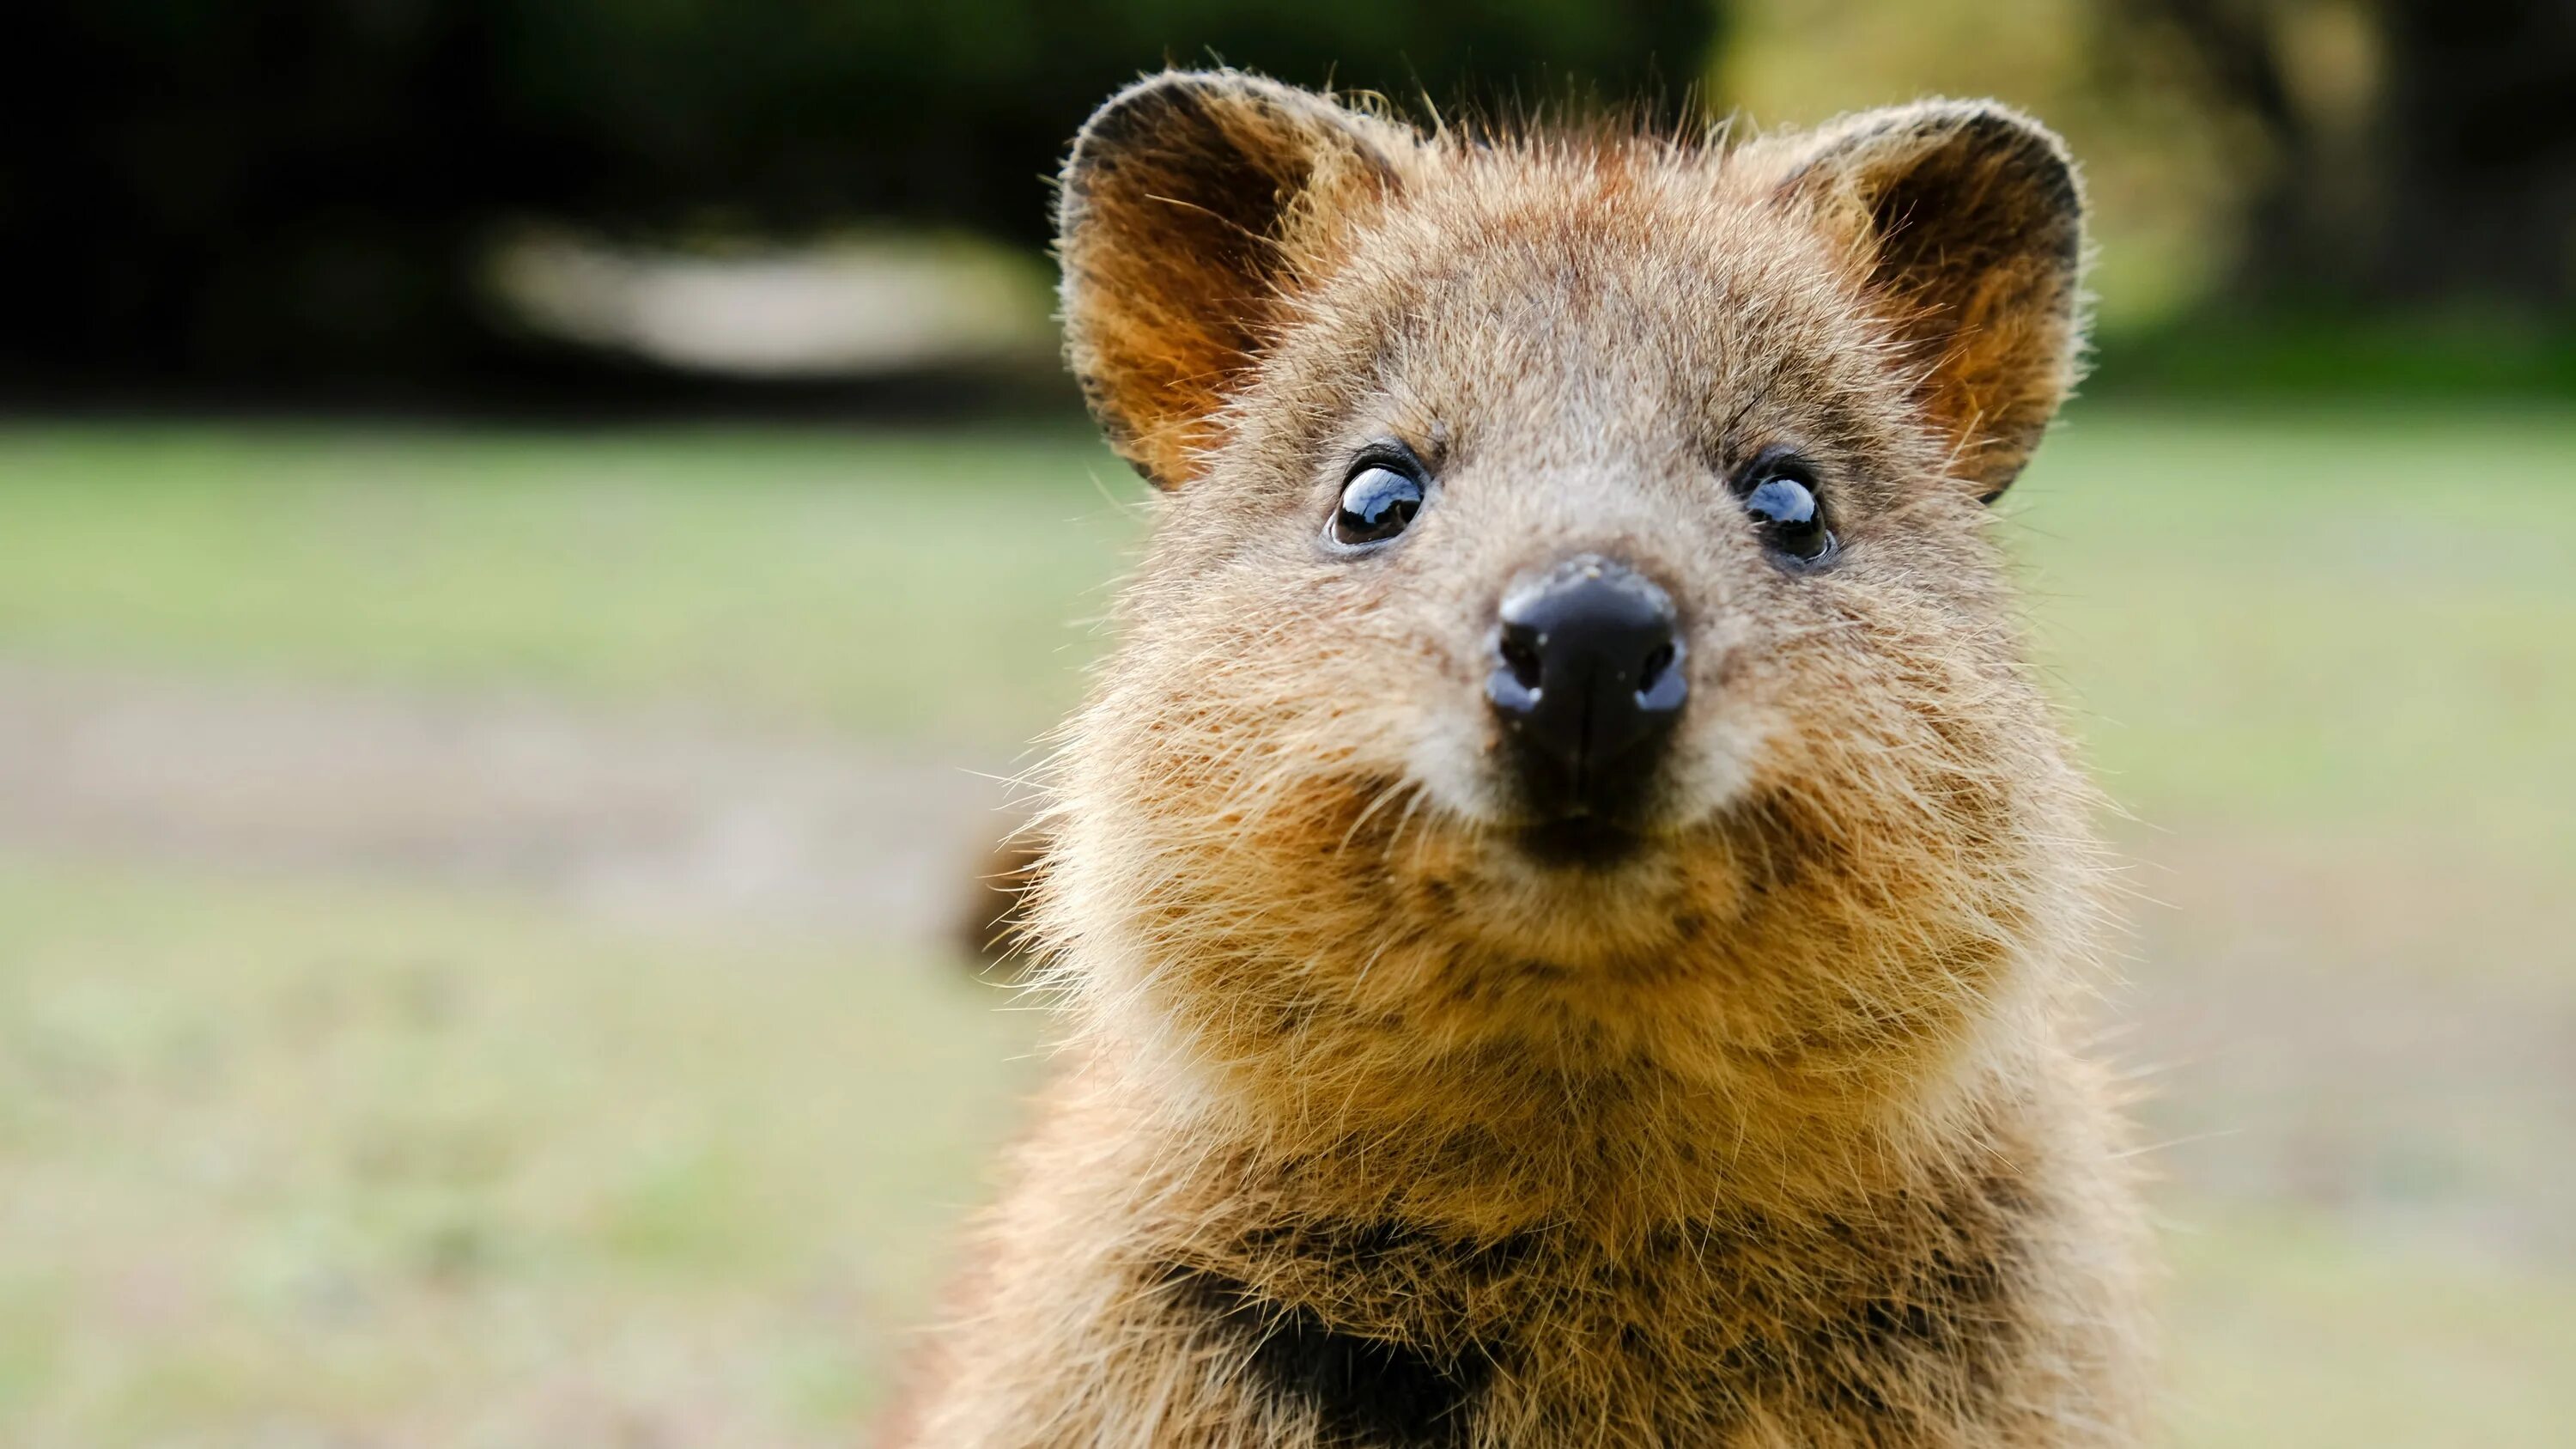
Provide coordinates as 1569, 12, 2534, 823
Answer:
1039, 70, 2101, 1098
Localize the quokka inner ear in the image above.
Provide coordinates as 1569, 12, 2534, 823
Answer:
1057, 70, 1405, 489
1765, 101, 2087, 502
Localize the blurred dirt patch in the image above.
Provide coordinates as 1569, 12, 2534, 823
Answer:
0, 660, 1027, 946
2116, 819, 2576, 1259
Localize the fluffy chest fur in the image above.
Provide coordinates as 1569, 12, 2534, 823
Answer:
1156, 1160, 2041, 1444
902, 1054, 2140, 1449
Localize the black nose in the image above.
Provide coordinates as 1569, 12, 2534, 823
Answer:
1485, 554, 1686, 818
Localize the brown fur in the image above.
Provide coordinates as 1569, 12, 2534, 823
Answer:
894, 71, 2150, 1447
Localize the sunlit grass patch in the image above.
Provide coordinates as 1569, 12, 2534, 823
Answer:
0, 425, 1140, 747
2165, 1202, 2576, 1448
0, 855, 1039, 1444
2009, 405, 2576, 842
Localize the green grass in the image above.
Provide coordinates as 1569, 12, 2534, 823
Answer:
2166, 1203, 2576, 1448
2008, 406, 2576, 844
2, 407, 2572, 1444
0, 855, 1036, 1445
0, 425, 1139, 747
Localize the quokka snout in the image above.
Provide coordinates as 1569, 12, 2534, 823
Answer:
897, 70, 2151, 1448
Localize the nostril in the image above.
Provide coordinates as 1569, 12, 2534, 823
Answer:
1498, 625, 1546, 692
1486, 622, 1547, 718
1634, 633, 1686, 714
1637, 641, 1675, 693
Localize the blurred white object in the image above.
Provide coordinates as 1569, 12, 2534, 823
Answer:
488, 228, 1055, 377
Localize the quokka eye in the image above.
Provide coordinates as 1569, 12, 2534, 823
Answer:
1736, 451, 1834, 563
1330, 454, 1427, 550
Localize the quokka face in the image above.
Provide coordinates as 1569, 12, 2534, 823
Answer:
1040, 71, 2099, 1118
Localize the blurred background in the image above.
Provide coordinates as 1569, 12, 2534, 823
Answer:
2, 2, 2571, 1445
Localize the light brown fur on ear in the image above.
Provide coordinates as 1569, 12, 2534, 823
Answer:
1057, 70, 1408, 488
1757, 101, 2086, 500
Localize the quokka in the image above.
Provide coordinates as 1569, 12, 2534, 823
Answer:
896, 70, 2152, 1448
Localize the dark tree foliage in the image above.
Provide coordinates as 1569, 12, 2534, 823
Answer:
2, 0, 1717, 393
2133, 0, 2576, 311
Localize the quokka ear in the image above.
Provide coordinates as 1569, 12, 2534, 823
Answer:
1761, 101, 2087, 501
1058, 70, 1408, 488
